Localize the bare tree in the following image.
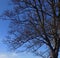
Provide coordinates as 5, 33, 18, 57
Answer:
2, 0, 60, 58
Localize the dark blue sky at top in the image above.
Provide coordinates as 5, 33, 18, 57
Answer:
0, 0, 11, 35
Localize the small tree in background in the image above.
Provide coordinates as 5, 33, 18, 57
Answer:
2, 0, 60, 58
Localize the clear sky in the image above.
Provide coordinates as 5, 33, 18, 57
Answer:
0, 0, 40, 58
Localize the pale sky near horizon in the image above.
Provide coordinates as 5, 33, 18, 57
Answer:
0, 0, 40, 58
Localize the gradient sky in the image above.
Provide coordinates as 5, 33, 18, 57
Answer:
0, 0, 40, 58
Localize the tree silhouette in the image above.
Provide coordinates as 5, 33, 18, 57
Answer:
2, 0, 60, 58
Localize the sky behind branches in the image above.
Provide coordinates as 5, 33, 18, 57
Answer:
0, 0, 40, 58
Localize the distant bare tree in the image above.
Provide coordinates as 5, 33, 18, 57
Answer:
2, 0, 60, 58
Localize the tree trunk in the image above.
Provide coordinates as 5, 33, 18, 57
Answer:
50, 51, 58, 58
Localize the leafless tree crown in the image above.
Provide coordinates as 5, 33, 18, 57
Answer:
2, 0, 60, 58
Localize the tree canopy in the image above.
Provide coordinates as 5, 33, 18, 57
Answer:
2, 0, 60, 58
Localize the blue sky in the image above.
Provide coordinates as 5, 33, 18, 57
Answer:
0, 0, 40, 58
